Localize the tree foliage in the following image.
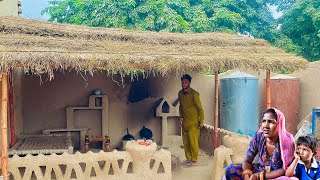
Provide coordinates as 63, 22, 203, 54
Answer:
43, 0, 276, 36
268, 0, 296, 11
43, 0, 319, 61
279, 0, 320, 61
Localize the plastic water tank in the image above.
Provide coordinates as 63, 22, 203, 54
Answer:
220, 71, 259, 136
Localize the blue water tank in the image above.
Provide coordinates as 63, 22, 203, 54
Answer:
220, 71, 259, 136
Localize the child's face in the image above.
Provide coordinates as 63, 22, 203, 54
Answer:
297, 144, 315, 162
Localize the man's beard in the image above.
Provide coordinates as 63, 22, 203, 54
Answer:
183, 85, 190, 90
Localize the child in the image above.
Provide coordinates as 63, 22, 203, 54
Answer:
286, 135, 320, 179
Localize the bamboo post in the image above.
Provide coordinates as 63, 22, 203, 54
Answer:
9, 69, 15, 147
1, 73, 8, 180
266, 70, 271, 109
214, 68, 219, 149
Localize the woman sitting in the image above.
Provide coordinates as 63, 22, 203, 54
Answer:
225, 108, 295, 180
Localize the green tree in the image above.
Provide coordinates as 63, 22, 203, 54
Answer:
268, 0, 297, 11
279, 0, 320, 61
43, 0, 276, 36
43, 0, 318, 61
43, 0, 137, 27
129, 0, 190, 32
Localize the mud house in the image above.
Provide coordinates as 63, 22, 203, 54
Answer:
0, 15, 308, 179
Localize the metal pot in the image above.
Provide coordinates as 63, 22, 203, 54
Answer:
140, 126, 153, 140
122, 128, 135, 141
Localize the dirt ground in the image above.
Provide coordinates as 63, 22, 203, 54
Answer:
168, 145, 214, 180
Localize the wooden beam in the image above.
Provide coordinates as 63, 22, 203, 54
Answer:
9, 69, 15, 147
1, 73, 8, 180
214, 68, 219, 149
266, 70, 271, 109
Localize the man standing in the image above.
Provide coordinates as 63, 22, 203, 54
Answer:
178, 74, 204, 167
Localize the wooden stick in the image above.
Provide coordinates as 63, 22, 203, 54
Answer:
266, 70, 271, 109
9, 69, 15, 147
1, 73, 8, 180
214, 68, 219, 149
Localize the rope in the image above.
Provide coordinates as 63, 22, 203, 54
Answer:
79, 72, 89, 88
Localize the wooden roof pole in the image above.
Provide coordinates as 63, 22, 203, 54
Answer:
9, 69, 15, 147
1, 73, 8, 180
214, 67, 219, 149
266, 70, 271, 109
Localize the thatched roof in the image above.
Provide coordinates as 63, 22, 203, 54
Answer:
0, 16, 308, 78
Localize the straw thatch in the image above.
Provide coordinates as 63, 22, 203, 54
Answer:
0, 16, 308, 78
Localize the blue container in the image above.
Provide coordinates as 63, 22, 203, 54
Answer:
220, 71, 259, 136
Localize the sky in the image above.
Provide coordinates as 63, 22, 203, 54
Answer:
21, 1, 283, 21
268, 5, 283, 19
21, 0, 50, 20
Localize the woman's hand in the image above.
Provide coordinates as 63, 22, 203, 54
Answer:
294, 145, 300, 161
243, 174, 251, 180
294, 150, 300, 161
249, 173, 259, 180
